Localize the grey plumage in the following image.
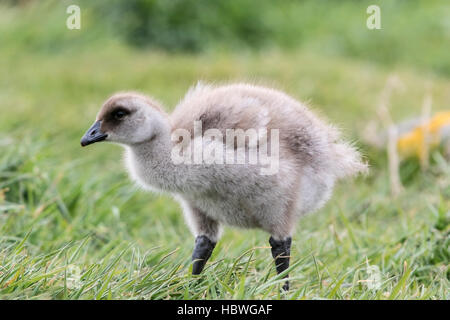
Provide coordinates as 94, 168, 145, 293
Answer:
81, 82, 368, 289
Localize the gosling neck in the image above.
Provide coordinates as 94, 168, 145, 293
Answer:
127, 130, 188, 192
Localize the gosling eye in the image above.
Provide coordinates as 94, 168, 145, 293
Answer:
112, 109, 127, 120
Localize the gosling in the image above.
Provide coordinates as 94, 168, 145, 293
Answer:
81, 83, 367, 290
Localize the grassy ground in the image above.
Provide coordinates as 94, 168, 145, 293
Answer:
1, 1, 449, 299
1, 44, 448, 299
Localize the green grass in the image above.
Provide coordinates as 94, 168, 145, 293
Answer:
0, 2, 449, 299
1, 46, 448, 299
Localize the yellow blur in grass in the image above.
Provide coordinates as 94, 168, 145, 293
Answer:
397, 111, 450, 162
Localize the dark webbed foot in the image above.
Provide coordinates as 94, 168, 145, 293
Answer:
192, 235, 216, 275
269, 236, 292, 291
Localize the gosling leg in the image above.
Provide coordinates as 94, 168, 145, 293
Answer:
192, 235, 216, 275
269, 236, 292, 291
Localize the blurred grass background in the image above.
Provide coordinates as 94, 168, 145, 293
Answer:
0, 0, 448, 299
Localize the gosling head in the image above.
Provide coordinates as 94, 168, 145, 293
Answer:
81, 92, 168, 147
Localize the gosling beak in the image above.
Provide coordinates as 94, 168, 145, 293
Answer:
81, 121, 108, 147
